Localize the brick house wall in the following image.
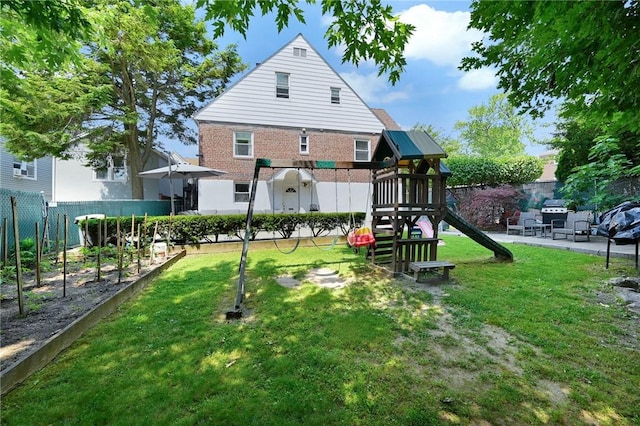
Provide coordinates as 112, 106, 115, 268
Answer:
198, 124, 376, 184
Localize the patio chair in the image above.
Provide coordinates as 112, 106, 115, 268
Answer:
551, 212, 591, 241
506, 212, 536, 236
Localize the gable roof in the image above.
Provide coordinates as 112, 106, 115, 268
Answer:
373, 130, 448, 161
371, 108, 401, 130
193, 34, 385, 133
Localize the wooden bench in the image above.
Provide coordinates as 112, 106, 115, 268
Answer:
409, 261, 456, 282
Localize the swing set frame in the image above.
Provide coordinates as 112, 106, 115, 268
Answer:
228, 157, 393, 319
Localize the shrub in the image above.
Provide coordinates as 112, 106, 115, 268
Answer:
446, 156, 543, 187
456, 185, 526, 230
78, 212, 365, 247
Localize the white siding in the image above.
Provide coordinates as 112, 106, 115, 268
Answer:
53, 146, 162, 202
194, 34, 384, 134
198, 179, 370, 214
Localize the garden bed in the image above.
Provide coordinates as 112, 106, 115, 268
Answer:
1, 251, 180, 373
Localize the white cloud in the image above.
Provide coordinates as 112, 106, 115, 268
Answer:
398, 4, 483, 68
457, 68, 497, 91
341, 71, 409, 104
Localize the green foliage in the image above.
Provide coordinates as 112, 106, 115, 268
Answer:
7, 238, 38, 269
197, 0, 414, 84
561, 136, 640, 211
79, 213, 365, 246
446, 156, 543, 187
549, 118, 601, 182
2, 0, 246, 200
462, 1, 640, 153
410, 123, 463, 157
0, 0, 92, 77
453, 93, 535, 158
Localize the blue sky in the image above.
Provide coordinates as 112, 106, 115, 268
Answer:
169, 0, 556, 158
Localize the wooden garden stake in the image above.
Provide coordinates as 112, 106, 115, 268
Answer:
54, 214, 60, 265
136, 223, 141, 274
117, 217, 123, 284
96, 218, 102, 282
40, 214, 49, 260
63, 214, 68, 297
84, 216, 89, 248
3, 217, 8, 267
35, 221, 41, 286
11, 197, 25, 315
149, 221, 159, 266
130, 214, 135, 262
168, 213, 173, 253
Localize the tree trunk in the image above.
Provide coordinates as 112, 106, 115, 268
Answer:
125, 130, 145, 200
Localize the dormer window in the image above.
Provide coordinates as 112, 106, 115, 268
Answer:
293, 47, 307, 57
331, 87, 341, 104
276, 72, 289, 98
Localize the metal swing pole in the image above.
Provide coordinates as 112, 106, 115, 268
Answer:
227, 160, 263, 319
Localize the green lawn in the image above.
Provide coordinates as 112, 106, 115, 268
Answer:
2, 236, 639, 425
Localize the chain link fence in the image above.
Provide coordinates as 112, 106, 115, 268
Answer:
1, 188, 170, 263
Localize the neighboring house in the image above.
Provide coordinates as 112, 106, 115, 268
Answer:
193, 33, 399, 214
537, 149, 559, 182
53, 144, 170, 202
1, 141, 53, 200
2, 139, 185, 204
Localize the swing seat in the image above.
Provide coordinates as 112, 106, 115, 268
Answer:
348, 227, 375, 247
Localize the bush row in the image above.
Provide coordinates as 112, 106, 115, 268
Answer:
79, 212, 366, 247
446, 156, 543, 187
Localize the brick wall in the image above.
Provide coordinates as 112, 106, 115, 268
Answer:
198, 123, 379, 183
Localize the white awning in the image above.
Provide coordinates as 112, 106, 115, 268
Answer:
267, 168, 316, 184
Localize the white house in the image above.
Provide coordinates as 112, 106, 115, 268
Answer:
193, 33, 399, 215
52, 145, 178, 202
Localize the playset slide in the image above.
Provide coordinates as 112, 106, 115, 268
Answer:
444, 208, 513, 261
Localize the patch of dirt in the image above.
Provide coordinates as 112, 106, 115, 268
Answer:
1, 255, 172, 372
404, 279, 567, 406
276, 267, 351, 289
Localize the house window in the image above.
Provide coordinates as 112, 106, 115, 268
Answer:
94, 155, 127, 182
354, 139, 370, 162
234, 131, 253, 158
293, 47, 307, 57
299, 134, 309, 155
234, 182, 250, 202
276, 72, 289, 98
331, 87, 341, 104
12, 159, 36, 179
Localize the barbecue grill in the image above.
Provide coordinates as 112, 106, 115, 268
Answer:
541, 199, 568, 225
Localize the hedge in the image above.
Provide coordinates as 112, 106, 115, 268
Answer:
78, 212, 366, 247
446, 156, 543, 187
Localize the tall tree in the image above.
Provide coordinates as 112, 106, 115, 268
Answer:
453, 93, 534, 158
549, 119, 601, 183
2, 0, 246, 199
461, 1, 640, 206
461, 0, 640, 134
81, 0, 246, 199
